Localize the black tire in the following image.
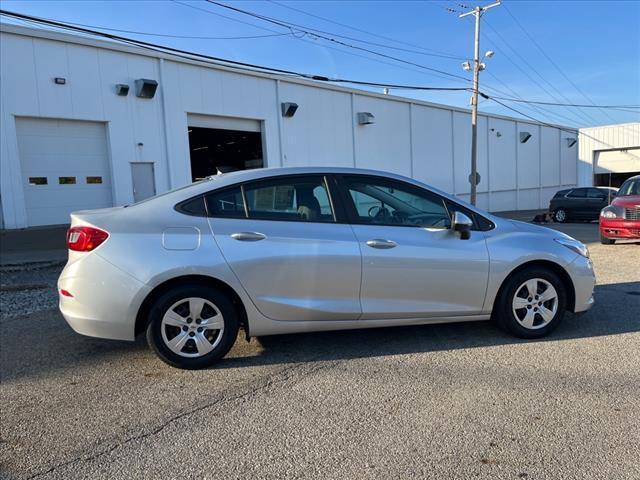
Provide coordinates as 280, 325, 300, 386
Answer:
146, 285, 239, 369
493, 267, 567, 339
553, 208, 568, 223
600, 233, 615, 245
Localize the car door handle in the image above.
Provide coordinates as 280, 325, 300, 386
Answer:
231, 232, 266, 242
366, 239, 397, 249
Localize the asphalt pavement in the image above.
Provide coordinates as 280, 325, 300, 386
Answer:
0, 222, 638, 480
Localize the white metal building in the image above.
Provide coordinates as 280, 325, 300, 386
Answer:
0, 24, 580, 229
578, 123, 640, 188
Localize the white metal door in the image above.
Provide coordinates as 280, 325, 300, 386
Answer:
16, 118, 112, 226
131, 163, 156, 202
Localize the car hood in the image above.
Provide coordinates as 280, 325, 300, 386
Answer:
611, 194, 640, 209
508, 219, 573, 240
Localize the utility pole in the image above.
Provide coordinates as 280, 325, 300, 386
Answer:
459, 1, 500, 205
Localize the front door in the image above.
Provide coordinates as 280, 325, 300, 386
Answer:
339, 175, 490, 319
208, 175, 362, 321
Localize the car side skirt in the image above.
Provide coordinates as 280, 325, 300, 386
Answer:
247, 314, 491, 337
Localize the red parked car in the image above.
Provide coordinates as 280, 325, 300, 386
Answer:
599, 175, 640, 244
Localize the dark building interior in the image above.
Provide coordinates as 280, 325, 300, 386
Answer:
188, 127, 263, 181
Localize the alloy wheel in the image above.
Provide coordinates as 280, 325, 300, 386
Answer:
555, 209, 566, 222
511, 278, 558, 329
160, 297, 225, 357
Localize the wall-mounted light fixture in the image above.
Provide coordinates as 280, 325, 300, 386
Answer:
54, 77, 66, 85
566, 138, 577, 148
134, 79, 158, 99
519, 132, 532, 144
281, 102, 298, 118
357, 112, 375, 125
115, 84, 129, 96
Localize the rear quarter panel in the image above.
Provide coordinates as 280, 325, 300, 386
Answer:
88, 200, 257, 322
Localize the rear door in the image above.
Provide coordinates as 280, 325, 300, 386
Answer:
208, 174, 362, 322
337, 174, 489, 319
565, 188, 588, 218
586, 188, 609, 219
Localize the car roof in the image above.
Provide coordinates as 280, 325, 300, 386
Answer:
194, 166, 449, 195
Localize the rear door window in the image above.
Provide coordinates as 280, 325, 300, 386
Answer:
567, 189, 587, 198
243, 176, 335, 223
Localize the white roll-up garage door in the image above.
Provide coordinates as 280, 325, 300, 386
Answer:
16, 118, 112, 226
594, 148, 640, 173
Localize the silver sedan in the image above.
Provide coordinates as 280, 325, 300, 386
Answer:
58, 167, 595, 369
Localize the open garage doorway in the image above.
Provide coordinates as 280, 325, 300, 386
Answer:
593, 147, 640, 188
187, 114, 264, 181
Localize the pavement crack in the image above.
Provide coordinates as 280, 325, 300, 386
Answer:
26, 359, 335, 479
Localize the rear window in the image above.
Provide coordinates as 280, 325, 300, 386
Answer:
205, 187, 246, 218
553, 190, 569, 198
177, 196, 207, 216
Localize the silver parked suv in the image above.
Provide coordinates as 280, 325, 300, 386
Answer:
58, 167, 595, 369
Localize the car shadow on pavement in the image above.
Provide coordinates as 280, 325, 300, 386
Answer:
1, 282, 638, 381
219, 280, 640, 370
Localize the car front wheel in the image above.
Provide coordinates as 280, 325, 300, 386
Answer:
494, 268, 566, 339
554, 208, 568, 223
146, 285, 239, 369
600, 233, 615, 245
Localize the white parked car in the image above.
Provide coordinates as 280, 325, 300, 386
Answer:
59, 167, 595, 369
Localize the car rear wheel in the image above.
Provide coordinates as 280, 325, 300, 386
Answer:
494, 268, 566, 339
146, 285, 239, 369
553, 208, 568, 223
600, 233, 615, 245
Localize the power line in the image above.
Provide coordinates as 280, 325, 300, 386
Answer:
0, 9, 469, 93
483, 94, 575, 132
268, 0, 466, 60
425, 1, 588, 126
483, 96, 640, 109
205, 1, 473, 83
172, 0, 473, 86
483, 71, 581, 126
172, 0, 299, 37
502, 2, 618, 124
482, 18, 599, 126
18, 18, 294, 40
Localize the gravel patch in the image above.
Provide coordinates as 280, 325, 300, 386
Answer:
0, 262, 64, 320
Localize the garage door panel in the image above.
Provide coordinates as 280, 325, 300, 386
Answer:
16, 118, 113, 226
17, 136, 109, 157
20, 158, 111, 177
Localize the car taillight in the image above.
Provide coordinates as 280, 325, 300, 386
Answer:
66, 226, 109, 252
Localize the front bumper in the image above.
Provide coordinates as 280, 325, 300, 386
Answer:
58, 253, 150, 341
566, 254, 596, 313
599, 218, 640, 239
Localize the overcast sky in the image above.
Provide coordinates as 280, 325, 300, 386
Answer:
2, 0, 639, 128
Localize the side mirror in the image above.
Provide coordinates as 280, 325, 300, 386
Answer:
452, 211, 473, 240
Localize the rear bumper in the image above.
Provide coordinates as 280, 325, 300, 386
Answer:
58, 253, 150, 341
566, 255, 596, 313
599, 218, 640, 239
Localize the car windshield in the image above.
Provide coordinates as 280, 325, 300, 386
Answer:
617, 178, 640, 196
